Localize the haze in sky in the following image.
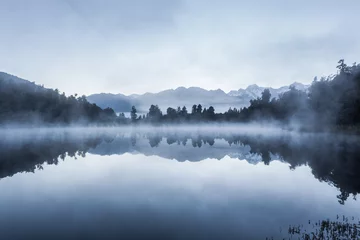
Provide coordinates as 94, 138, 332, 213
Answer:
1, 0, 359, 95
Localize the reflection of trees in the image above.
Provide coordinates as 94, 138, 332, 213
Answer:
191, 136, 202, 148
235, 134, 360, 204
166, 134, 178, 145
147, 133, 162, 147
130, 133, 137, 147
0, 134, 106, 179
1, 131, 359, 204
147, 132, 360, 204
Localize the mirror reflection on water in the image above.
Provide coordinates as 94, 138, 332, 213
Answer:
0, 126, 359, 240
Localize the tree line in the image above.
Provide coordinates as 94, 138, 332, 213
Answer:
1, 59, 359, 129
127, 59, 360, 129
0, 75, 118, 124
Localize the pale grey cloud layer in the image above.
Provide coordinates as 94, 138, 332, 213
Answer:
1, 0, 359, 95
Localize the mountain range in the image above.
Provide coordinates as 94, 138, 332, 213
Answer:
87, 82, 310, 113
88, 135, 269, 164
0, 71, 309, 114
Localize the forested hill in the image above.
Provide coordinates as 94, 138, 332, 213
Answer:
0, 72, 118, 125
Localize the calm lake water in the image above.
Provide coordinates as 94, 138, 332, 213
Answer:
0, 126, 359, 240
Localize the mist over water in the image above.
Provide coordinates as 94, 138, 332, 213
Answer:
0, 123, 342, 140
0, 125, 359, 239
1, 0, 360, 237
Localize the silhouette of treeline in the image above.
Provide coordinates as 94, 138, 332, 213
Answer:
232, 133, 360, 205
89, 132, 360, 205
1, 60, 359, 127
128, 60, 360, 129
1, 132, 359, 204
0, 133, 105, 179
0, 73, 119, 124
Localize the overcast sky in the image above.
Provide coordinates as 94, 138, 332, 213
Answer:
1, 0, 359, 95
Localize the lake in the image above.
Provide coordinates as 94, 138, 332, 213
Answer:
0, 126, 359, 239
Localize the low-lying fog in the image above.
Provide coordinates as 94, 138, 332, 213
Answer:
0, 123, 355, 140
1, 123, 359, 239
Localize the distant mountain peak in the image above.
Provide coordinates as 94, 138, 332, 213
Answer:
290, 82, 303, 86
246, 84, 260, 90
289, 82, 310, 91
87, 82, 310, 113
175, 86, 187, 91
227, 82, 309, 99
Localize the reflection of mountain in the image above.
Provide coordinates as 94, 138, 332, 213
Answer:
89, 135, 264, 163
0, 130, 359, 204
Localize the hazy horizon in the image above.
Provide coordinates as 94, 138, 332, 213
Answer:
87, 82, 310, 96
1, 70, 310, 97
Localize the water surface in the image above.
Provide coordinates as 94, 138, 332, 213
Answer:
0, 127, 359, 239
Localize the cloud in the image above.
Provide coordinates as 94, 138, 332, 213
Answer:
0, 0, 359, 95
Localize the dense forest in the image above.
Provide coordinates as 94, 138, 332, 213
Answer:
0, 73, 118, 124
1, 59, 359, 129
127, 60, 360, 130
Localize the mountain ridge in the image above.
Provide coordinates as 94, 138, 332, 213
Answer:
87, 82, 310, 112
0, 71, 309, 113
90, 83, 307, 98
